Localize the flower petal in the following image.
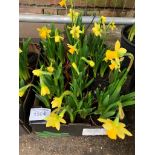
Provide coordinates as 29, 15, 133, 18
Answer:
117, 130, 125, 139
55, 121, 60, 131
60, 118, 66, 124
115, 40, 120, 51
107, 130, 117, 140
118, 48, 127, 57
123, 128, 133, 136
97, 118, 106, 123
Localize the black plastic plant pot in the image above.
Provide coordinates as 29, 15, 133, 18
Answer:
28, 105, 106, 136
29, 111, 134, 136
121, 25, 135, 54
121, 25, 135, 91
19, 88, 35, 132
121, 24, 135, 69
30, 122, 106, 136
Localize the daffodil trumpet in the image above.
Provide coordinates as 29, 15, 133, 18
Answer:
39, 76, 50, 96
32, 69, 52, 77
19, 83, 37, 97
19, 84, 32, 97
51, 90, 75, 108
71, 62, 80, 75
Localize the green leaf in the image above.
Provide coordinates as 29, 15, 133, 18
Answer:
120, 92, 135, 102
84, 78, 94, 89
102, 94, 110, 106
65, 26, 72, 44
100, 62, 107, 77
36, 131, 69, 138
104, 101, 120, 113
55, 63, 62, 79
102, 110, 116, 118
66, 108, 75, 123
122, 101, 135, 107
19, 38, 31, 81
109, 71, 127, 103
35, 94, 50, 108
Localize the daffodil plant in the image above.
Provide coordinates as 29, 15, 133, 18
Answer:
19, 0, 135, 140
38, 24, 65, 64
19, 38, 31, 83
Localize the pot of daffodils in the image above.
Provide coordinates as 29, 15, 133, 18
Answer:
19, 0, 135, 140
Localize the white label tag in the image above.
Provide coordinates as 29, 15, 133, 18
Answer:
29, 108, 51, 121
82, 128, 106, 136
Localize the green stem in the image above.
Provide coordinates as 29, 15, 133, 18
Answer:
59, 108, 67, 118
62, 90, 73, 98
125, 53, 134, 72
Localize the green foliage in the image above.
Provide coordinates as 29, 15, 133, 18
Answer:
128, 24, 135, 42
36, 131, 69, 138
19, 38, 31, 82
94, 70, 135, 118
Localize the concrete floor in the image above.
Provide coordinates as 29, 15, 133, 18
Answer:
19, 124, 135, 155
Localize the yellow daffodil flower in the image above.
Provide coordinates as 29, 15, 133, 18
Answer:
81, 57, 95, 68
98, 118, 132, 140
41, 85, 50, 96
32, 69, 42, 77
104, 40, 127, 71
72, 62, 80, 75
54, 35, 64, 43
114, 40, 127, 57
70, 25, 82, 39
109, 60, 120, 71
109, 61, 117, 71
67, 44, 77, 54
37, 26, 51, 40
68, 9, 79, 22
19, 84, 31, 97
101, 16, 106, 24
92, 23, 102, 37
59, 0, 66, 7
47, 66, 54, 73
51, 97, 63, 108
44, 111, 66, 130
104, 50, 118, 62
109, 21, 116, 31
